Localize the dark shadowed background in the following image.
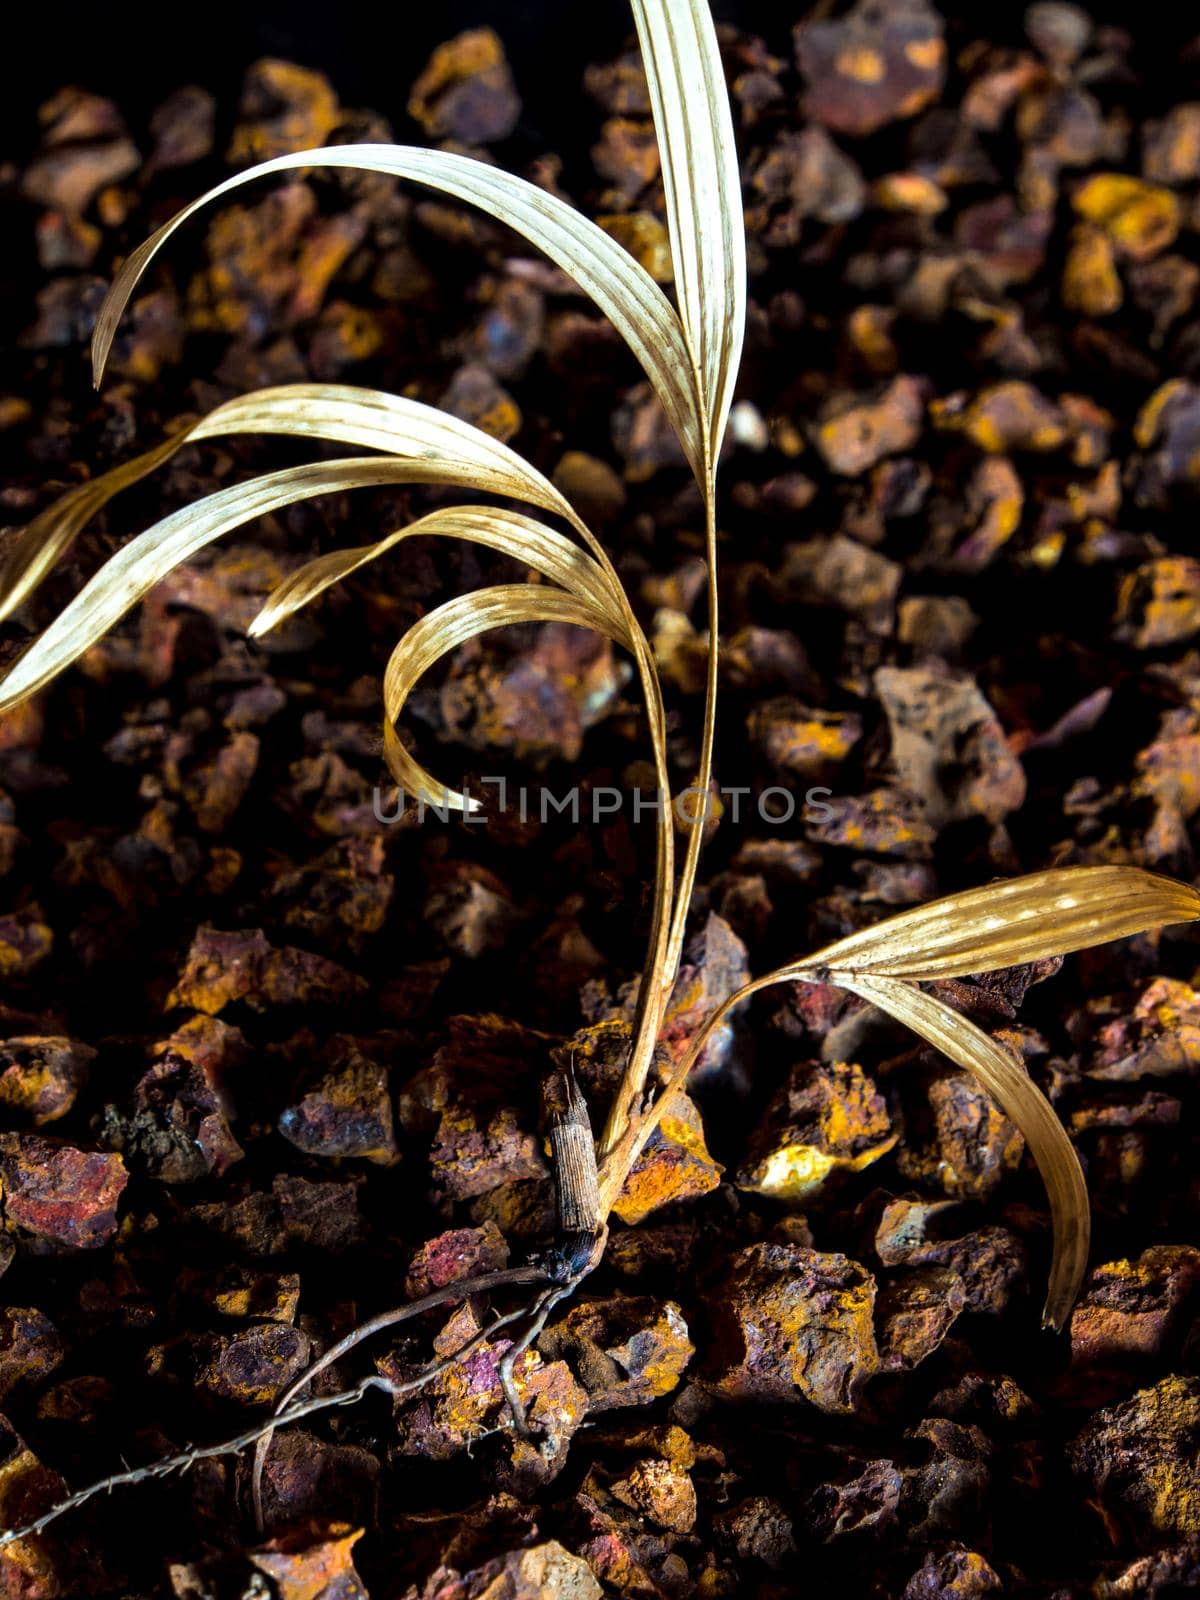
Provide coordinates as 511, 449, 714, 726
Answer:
5, 1, 1185, 160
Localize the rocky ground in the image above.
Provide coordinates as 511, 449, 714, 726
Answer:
1, 2, 1200, 1595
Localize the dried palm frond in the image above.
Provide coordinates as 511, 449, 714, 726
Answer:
1, 12, 1199, 1543
598, 866, 1200, 1327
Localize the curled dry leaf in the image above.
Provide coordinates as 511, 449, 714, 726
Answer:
0, 383, 582, 622
0, 458, 433, 710
250, 505, 624, 640
839, 974, 1088, 1330
599, 864, 1200, 1327
89, 145, 705, 480
807, 866, 1200, 981
381, 584, 633, 811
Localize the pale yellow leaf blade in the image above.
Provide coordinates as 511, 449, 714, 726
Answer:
91, 147, 703, 479
0, 457, 477, 711
840, 973, 1089, 1329
382, 583, 631, 811
249, 504, 622, 637
631, 0, 746, 456
809, 866, 1200, 980
0, 383, 577, 622
0, 431, 187, 624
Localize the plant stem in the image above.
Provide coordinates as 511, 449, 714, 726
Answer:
599, 458, 718, 1169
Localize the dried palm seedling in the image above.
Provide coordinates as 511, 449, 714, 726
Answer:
1, 0, 1199, 1552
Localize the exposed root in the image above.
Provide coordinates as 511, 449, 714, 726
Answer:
0, 1267, 552, 1549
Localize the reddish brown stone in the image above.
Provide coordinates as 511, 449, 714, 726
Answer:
388, 1300, 586, 1464
876, 1267, 966, 1370
0, 1134, 127, 1249
196, 1174, 364, 1257
714, 1495, 796, 1572
404, 1223, 509, 1299
167, 926, 368, 1014
1090, 977, 1200, 1080
0, 1038, 93, 1127
408, 28, 521, 145
541, 1296, 693, 1413
279, 1042, 397, 1164
0, 1309, 65, 1403
1071, 1246, 1200, 1367
0, 911, 53, 982
105, 1025, 244, 1183
777, 534, 902, 634
794, 0, 945, 137
710, 1243, 879, 1413
1069, 1377, 1200, 1545
902, 1548, 1002, 1598
875, 665, 1027, 827
195, 1323, 311, 1406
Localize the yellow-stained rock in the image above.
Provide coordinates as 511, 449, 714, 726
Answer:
612, 1089, 722, 1225
711, 1243, 879, 1413
1062, 224, 1123, 315
1073, 173, 1180, 261
737, 1060, 896, 1204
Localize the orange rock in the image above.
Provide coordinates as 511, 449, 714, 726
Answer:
947, 380, 1068, 454
0, 1309, 65, 1404
1069, 1376, 1200, 1541
711, 1243, 879, 1412
737, 1060, 896, 1203
541, 1295, 694, 1411
871, 171, 947, 213
1115, 557, 1200, 649
597, 213, 673, 283
408, 28, 521, 145
1090, 975, 1200, 1080
748, 701, 863, 783
1063, 224, 1123, 316
0, 1038, 93, 1127
1073, 173, 1180, 262
0, 1416, 66, 1599
1143, 103, 1200, 185
610, 1456, 697, 1533
813, 375, 925, 476
249, 1523, 367, 1600
612, 1088, 722, 1225
228, 59, 340, 163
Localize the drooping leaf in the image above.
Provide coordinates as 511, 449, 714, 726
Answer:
840, 973, 1089, 1330
91, 147, 704, 480
807, 866, 1200, 981
0, 458, 599, 711
0, 431, 187, 625
631, 0, 746, 458
381, 584, 632, 811
250, 505, 623, 639
0, 384, 578, 622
